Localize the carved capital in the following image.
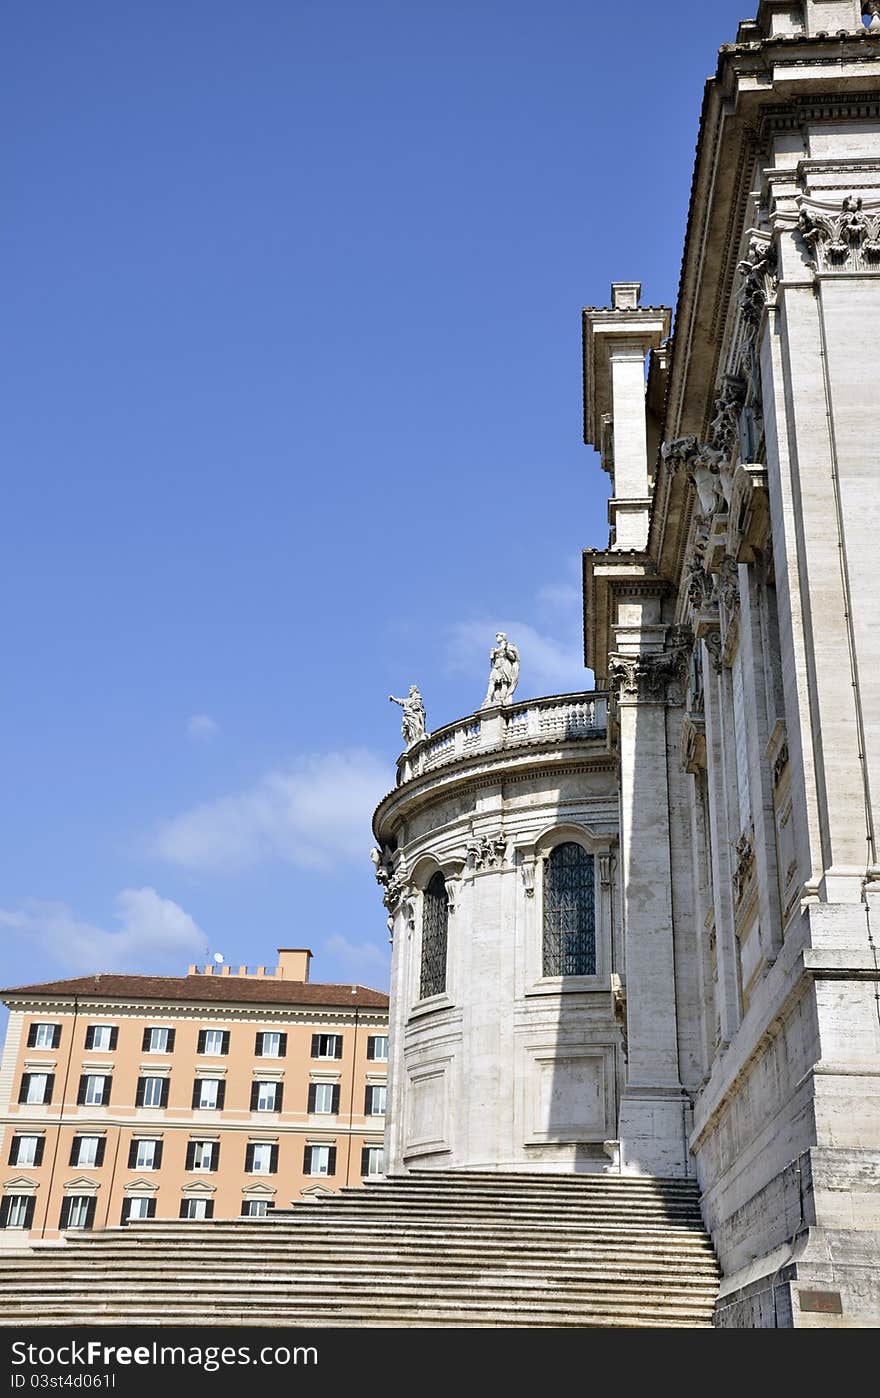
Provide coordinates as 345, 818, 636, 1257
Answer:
716, 556, 741, 619
466, 832, 507, 872
798, 195, 880, 273
610, 635, 691, 707
703, 630, 724, 675
736, 232, 778, 332
520, 856, 536, 898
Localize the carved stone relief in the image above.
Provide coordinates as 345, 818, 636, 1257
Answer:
466, 832, 507, 872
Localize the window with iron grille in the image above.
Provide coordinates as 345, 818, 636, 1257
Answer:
542, 842, 596, 976
420, 871, 448, 999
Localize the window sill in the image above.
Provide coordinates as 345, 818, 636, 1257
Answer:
524, 975, 608, 997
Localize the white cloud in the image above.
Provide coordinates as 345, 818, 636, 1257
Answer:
323, 933, 390, 982
152, 749, 393, 873
0, 888, 206, 977
187, 714, 220, 741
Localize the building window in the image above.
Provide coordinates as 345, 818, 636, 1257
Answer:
60, 1196, 96, 1230
27, 1022, 61, 1050
420, 871, 448, 999
179, 1198, 214, 1220
366, 1035, 388, 1061
303, 1144, 336, 1177
128, 1138, 163, 1170
542, 842, 596, 977
8, 1136, 44, 1168
308, 1083, 340, 1115
186, 1140, 219, 1172
255, 1032, 287, 1058
192, 1078, 225, 1110
241, 1199, 274, 1217
136, 1075, 170, 1109
197, 1030, 229, 1056
69, 1135, 105, 1168
250, 1081, 283, 1113
245, 1143, 278, 1174
77, 1074, 111, 1107
310, 1034, 343, 1060
142, 1027, 175, 1054
84, 1025, 117, 1051
361, 1146, 384, 1177
121, 1197, 155, 1224
18, 1072, 53, 1106
364, 1084, 387, 1117
0, 1195, 36, 1230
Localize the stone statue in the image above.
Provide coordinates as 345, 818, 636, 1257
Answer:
389, 685, 426, 747
481, 633, 520, 708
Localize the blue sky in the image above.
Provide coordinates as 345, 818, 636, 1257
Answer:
1, 0, 747, 1004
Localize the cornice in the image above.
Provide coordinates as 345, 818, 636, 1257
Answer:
0, 996, 388, 1026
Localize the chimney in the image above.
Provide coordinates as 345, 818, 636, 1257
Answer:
276, 948, 312, 982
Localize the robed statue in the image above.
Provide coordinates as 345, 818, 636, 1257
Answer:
481, 633, 520, 707
389, 685, 427, 748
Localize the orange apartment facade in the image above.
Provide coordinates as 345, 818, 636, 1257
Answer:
0, 949, 389, 1239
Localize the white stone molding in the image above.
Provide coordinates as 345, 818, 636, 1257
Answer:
62, 1177, 100, 1196
2, 1176, 37, 1195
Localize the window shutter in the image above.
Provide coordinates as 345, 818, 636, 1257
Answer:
146, 1199, 156, 1219
69, 1139, 79, 1166
166, 1028, 176, 1052
327, 1146, 337, 1176
334, 1037, 343, 1059
44, 1074, 54, 1105
205, 1201, 214, 1220
121, 1200, 131, 1225
274, 1083, 283, 1112
191, 1080, 201, 1109
34, 1137, 45, 1168
27, 1025, 38, 1048
84, 1198, 96, 1230
307, 1083, 316, 1113
361, 1146, 369, 1176
51, 1024, 61, 1049
197, 1030, 207, 1054
160, 1079, 170, 1109
0, 1198, 10, 1228
241, 1202, 250, 1216
141, 1029, 150, 1052
77, 1076, 87, 1107
221, 1032, 230, 1055
102, 1077, 111, 1107
310, 1034, 319, 1058
331, 1085, 340, 1115
210, 1143, 219, 1172
366, 1037, 375, 1061
59, 1198, 71, 1230
364, 1085, 372, 1115
18, 1077, 30, 1105
24, 1197, 36, 1230
270, 1144, 278, 1174
135, 1078, 145, 1108
216, 1081, 226, 1110
127, 1140, 138, 1169
303, 1143, 311, 1173
185, 1142, 196, 1170
278, 1033, 287, 1058
153, 1141, 163, 1169
250, 1083, 259, 1111
255, 1032, 263, 1056
108, 1028, 118, 1051
179, 1202, 188, 1219
245, 1143, 254, 1172
85, 1027, 95, 1050
95, 1138, 106, 1167
8, 1140, 16, 1165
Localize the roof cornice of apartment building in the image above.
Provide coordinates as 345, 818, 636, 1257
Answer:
0, 973, 389, 1015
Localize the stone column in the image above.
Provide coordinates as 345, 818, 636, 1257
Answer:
611, 643, 690, 1176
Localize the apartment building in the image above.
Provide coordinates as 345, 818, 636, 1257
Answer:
0, 948, 389, 1239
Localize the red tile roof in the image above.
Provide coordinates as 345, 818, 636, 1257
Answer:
0, 973, 389, 1010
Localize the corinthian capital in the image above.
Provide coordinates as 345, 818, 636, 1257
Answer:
610, 636, 690, 706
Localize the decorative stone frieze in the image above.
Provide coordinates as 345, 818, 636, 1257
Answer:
466, 832, 507, 871
798, 195, 880, 273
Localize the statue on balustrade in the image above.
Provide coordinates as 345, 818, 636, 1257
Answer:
389, 685, 427, 748
481, 632, 520, 708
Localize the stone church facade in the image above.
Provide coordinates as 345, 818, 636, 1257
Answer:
374, 2, 880, 1327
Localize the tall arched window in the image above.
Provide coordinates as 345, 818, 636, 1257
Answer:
543, 842, 595, 976
420, 871, 448, 1000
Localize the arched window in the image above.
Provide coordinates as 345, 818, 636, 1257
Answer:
543, 842, 595, 976
420, 871, 448, 999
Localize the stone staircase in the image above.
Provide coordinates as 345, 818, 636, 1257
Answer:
1, 1171, 720, 1328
